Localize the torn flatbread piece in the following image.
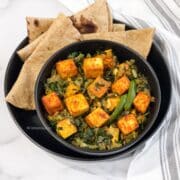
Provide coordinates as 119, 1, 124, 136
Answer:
20, 23, 125, 61
82, 28, 155, 58
26, 16, 53, 42
6, 14, 81, 110
71, 0, 112, 33
17, 33, 46, 61
113, 23, 125, 31
107, 2, 113, 32
26, 0, 112, 40
19, 22, 125, 62
125, 28, 155, 58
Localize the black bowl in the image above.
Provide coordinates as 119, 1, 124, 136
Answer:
35, 40, 161, 157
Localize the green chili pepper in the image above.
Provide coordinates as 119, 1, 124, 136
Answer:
108, 94, 127, 125
124, 80, 136, 111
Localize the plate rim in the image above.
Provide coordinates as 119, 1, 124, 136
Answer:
3, 20, 172, 161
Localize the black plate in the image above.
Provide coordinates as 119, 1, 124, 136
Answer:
4, 22, 172, 161
35, 40, 161, 157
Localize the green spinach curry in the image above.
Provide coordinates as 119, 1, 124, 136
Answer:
41, 49, 154, 150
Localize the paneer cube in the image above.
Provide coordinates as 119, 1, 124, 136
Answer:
105, 97, 120, 111
117, 114, 139, 135
83, 57, 104, 78
95, 54, 106, 59
107, 126, 119, 143
65, 83, 80, 97
41, 92, 63, 115
56, 59, 78, 79
112, 75, 130, 95
85, 108, 110, 128
95, 49, 114, 69
56, 119, 77, 139
104, 49, 114, 68
133, 91, 151, 113
65, 93, 89, 117
103, 58, 115, 69
87, 77, 111, 98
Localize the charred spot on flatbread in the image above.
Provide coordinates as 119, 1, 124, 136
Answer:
71, 0, 112, 33
26, 0, 112, 41
27, 20, 30, 25
34, 19, 39, 27
26, 17, 53, 42
71, 15, 98, 33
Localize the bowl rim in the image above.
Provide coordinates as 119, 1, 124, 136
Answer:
35, 39, 161, 157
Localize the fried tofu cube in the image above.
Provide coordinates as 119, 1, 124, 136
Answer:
56, 119, 77, 139
95, 54, 106, 59
95, 49, 112, 59
112, 75, 130, 95
83, 57, 104, 78
117, 114, 139, 135
107, 126, 119, 143
133, 91, 151, 113
65, 83, 80, 97
95, 55, 115, 69
85, 108, 110, 128
103, 58, 115, 69
95, 49, 114, 69
87, 77, 111, 98
105, 97, 120, 111
65, 93, 89, 117
56, 59, 78, 79
41, 92, 63, 115
104, 49, 114, 69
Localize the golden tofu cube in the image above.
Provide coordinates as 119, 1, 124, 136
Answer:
88, 77, 111, 98
95, 54, 106, 59
133, 91, 151, 113
56, 119, 77, 139
83, 57, 104, 78
105, 97, 120, 111
65, 83, 80, 97
117, 114, 139, 135
41, 92, 63, 115
103, 58, 115, 69
104, 49, 114, 68
85, 108, 110, 128
112, 75, 130, 95
65, 93, 89, 117
107, 126, 119, 143
56, 59, 78, 79
95, 52, 114, 69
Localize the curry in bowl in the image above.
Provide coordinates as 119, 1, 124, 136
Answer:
41, 49, 154, 151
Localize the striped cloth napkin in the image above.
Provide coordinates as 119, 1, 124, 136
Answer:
58, 0, 180, 180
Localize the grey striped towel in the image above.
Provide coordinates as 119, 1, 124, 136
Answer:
57, 0, 180, 179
